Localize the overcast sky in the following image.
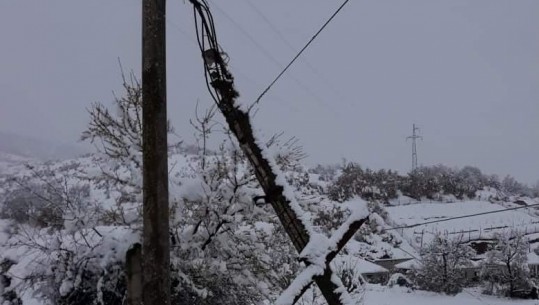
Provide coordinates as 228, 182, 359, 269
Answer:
1, 0, 538, 183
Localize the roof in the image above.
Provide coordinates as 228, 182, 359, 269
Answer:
528, 251, 539, 265
332, 255, 389, 274
395, 259, 421, 270
374, 257, 413, 262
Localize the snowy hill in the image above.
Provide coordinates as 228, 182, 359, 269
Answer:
386, 200, 539, 248
0, 147, 538, 304
0, 131, 88, 161
0, 149, 406, 304
0, 152, 34, 171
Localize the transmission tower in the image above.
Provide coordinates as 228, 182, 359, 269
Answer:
406, 124, 422, 171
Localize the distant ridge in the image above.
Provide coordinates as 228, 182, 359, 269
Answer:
0, 131, 89, 161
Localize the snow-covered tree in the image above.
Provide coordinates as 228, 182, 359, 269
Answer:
327, 162, 400, 202
480, 230, 530, 297
501, 175, 525, 197
81, 72, 180, 169
457, 166, 485, 198
411, 233, 476, 294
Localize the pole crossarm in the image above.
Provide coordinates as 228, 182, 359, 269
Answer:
279, 207, 369, 305
187, 1, 369, 304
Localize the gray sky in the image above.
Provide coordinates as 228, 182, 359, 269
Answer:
1, 0, 538, 183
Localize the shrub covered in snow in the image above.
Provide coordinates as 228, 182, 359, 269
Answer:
387, 273, 412, 288
410, 233, 476, 295
327, 163, 401, 202
328, 163, 536, 203
480, 230, 532, 297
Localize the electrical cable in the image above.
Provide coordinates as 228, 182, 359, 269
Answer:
386, 203, 539, 231
207, 0, 336, 115
190, 0, 224, 105
240, 0, 349, 103
250, 0, 352, 111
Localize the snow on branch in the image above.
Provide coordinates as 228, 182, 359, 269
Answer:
275, 265, 324, 305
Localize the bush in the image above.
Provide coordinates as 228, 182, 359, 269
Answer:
480, 230, 531, 297
327, 163, 400, 202
1, 186, 64, 228
388, 273, 412, 288
410, 234, 475, 295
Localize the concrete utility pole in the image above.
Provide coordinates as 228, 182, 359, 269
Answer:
187, 2, 368, 303
406, 124, 422, 171
142, 0, 170, 304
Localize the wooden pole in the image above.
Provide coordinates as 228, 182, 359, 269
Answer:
142, 0, 170, 303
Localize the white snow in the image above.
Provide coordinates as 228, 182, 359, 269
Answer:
2, 146, 539, 305
253, 129, 317, 234
363, 285, 537, 305
394, 259, 421, 270
299, 233, 332, 266
275, 264, 324, 305
332, 255, 388, 274
527, 251, 539, 265
329, 199, 369, 245
386, 201, 539, 247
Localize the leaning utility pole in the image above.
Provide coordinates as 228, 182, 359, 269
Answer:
406, 123, 422, 171
188, 1, 368, 304
142, 0, 170, 304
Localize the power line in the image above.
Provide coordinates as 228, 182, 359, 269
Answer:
208, 1, 284, 69
240, 0, 296, 51
206, 0, 337, 115
148, 1, 291, 109
250, 0, 352, 110
240, 0, 348, 102
386, 203, 539, 231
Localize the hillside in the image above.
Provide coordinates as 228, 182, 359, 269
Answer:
386, 200, 539, 248
0, 148, 415, 304
1, 149, 538, 304
0, 131, 88, 161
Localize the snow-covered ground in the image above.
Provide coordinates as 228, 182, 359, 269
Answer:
2, 150, 539, 304
364, 285, 538, 305
386, 201, 539, 247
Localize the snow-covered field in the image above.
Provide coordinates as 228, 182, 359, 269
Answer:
386, 201, 539, 247
365, 285, 539, 305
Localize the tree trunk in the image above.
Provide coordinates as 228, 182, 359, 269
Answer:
507, 260, 513, 297
442, 253, 448, 287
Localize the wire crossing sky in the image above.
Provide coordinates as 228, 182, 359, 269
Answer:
250, 0, 352, 109
0, 0, 538, 183
386, 203, 539, 231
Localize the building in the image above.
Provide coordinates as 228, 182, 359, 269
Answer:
528, 251, 539, 277
333, 255, 390, 284
356, 259, 390, 284
374, 257, 414, 272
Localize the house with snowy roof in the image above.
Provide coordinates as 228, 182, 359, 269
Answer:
527, 251, 539, 277
333, 255, 390, 284
373, 257, 414, 272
